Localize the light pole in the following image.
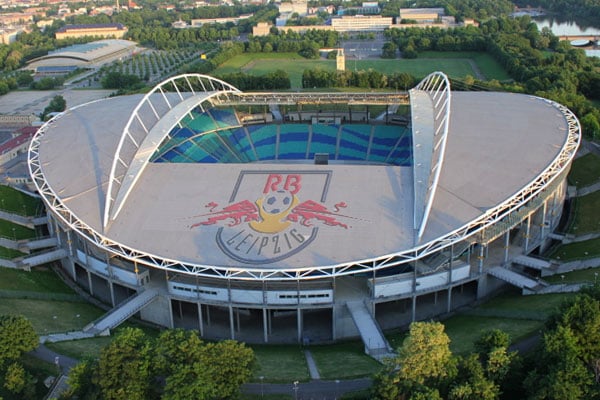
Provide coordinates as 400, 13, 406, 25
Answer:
335, 379, 340, 399
293, 381, 299, 400
260, 376, 264, 399
12, 227, 15, 241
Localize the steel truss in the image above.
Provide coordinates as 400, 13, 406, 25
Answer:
103, 74, 241, 227
412, 72, 452, 242
28, 78, 580, 282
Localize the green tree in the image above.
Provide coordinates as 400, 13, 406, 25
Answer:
161, 363, 216, 400
397, 321, 455, 385
94, 328, 153, 400
41, 95, 67, 121
580, 113, 600, 140
200, 340, 255, 399
66, 357, 100, 399
0, 315, 38, 368
525, 325, 595, 400
4, 362, 27, 393
449, 354, 499, 400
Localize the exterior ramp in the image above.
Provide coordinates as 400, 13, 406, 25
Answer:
512, 255, 551, 270
20, 248, 67, 269
346, 301, 394, 361
488, 266, 540, 290
84, 288, 160, 334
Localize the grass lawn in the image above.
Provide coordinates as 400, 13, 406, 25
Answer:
386, 289, 575, 355
568, 153, 600, 188
214, 51, 510, 88
0, 246, 26, 259
417, 51, 511, 81
0, 298, 105, 334
548, 237, 600, 261
443, 315, 542, 355
47, 335, 113, 359
215, 53, 333, 88
251, 345, 310, 383
475, 289, 572, 319
0, 185, 42, 216
567, 190, 600, 235
544, 266, 600, 284
309, 341, 381, 380
0, 267, 74, 293
0, 219, 36, 240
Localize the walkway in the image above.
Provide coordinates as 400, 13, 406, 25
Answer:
346, 300, 393, 360
0, 209, 47, 228
84, 287, 160, 334
304, 350, 321, 380
242, 378, 372, 399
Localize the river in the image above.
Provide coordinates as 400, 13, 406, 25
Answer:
532, 17, 600, 57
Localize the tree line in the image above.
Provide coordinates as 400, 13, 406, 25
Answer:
372, 285, 600, 400
66, 328, 254, 400
381, 16, 600, 138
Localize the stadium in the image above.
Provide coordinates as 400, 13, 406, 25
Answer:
28, 72, 580, 356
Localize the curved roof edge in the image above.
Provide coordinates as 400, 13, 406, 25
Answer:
103, 74, 241, 229
27, 91, 580, 281
410, 72, 451, 244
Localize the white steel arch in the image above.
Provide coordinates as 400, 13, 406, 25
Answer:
410, 71, 452, 243
28, 90, 580, 282
103, 74, 240, 228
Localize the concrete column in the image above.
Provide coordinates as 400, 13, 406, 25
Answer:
503, 230, 510, 265
206, 305, 211, 326
447, 287, 452, 313
268, 309, 272, 335
109, 281, 115, 307
477, 244, 485, 274
297, 309, 302, 343
411, 295, 416, 322
524, 215, 531, 252
47, 214, 55, 237
178, 300, 183, 319
87, 270, 93, 296
66, 230, 74, 256
263, 308, 268, 343
229, 306, 235, 340
54, 218, 61, 246
198, 303, 204, 337
331, 306, 337, 341
448, 245, 453, 284
540, 201, 547, 239
236, 308, 240, 333
167, 299, 174, 329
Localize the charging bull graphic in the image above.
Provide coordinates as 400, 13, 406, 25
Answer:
190, 171, 353, 264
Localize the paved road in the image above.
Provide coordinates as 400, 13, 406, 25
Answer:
242, 378, 372, 399
29, 344, 78, 374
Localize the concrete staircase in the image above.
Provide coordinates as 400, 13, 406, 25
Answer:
83, 288, 160, 335
346, 300, 394, 361
512, 255, 552, 270
488, 266, 544, 291
19, 248, 68, 269
22, 236, 58, 251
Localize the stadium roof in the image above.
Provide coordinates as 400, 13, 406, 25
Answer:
29, 74, 578, 277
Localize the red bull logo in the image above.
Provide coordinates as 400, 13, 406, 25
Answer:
190, 171, 352, 264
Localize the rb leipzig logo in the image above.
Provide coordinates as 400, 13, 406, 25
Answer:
191, 171, 352, 264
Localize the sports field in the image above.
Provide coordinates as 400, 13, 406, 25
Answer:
214, 51, 510, 89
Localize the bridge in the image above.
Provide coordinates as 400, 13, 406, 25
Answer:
557, 34, 599, 45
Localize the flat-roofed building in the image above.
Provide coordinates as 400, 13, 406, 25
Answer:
55, 23, 128, 40
399, 7, 445, 22
330, 15, 393, 32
